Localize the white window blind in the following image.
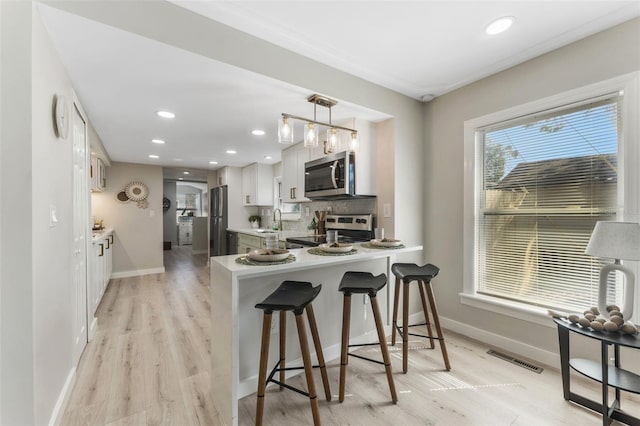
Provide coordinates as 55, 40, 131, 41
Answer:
476, 95, 621, 313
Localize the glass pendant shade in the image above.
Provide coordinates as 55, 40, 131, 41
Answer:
278, 116, 294, 144
327, 128, 339, 152
303, 123, 319, 148
349, 131, 358, 152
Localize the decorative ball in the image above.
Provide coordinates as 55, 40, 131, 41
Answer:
584, 313, 596, 321
606, 304, 620, 312
610, 316, 624, 326
603, 321, 619, 332
578, 317, 592, 328
594, 317, 606, 324
620, 322, 638, 335
590, 307, 600, 315
590, 321, 604, 331
584, 310, 593, 316
568, 314, 580, 324
609, 311, 623, 319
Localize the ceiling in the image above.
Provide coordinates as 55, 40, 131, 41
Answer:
38, 1, 640, 179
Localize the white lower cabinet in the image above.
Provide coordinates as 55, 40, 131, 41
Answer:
90, 232, 113, 316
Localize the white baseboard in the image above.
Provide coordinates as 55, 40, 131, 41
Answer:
88, 316, 98, 342
437, 315, 559, 369
110, 267, 165, 279
48, 367, 76, 426
192, 249, 208, 254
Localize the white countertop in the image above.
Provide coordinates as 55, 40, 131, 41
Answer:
226, 228, 312, 239
211, 242, 422, 278
91, 228, 114, 243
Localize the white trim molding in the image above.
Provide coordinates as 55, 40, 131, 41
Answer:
463, 71, 640, 322
110, 267, 165, 279
48, 368, 76, 426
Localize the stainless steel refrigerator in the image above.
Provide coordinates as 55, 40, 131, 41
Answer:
210, 186, 228, 256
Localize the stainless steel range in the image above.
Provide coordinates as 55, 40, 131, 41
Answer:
286, 214, 374, 247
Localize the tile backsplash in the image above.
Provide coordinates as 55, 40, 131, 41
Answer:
260, 198, 377, 233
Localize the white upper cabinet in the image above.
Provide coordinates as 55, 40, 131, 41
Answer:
242, 163, 274, 206
90, 155, 106, 192
216, 167, 229, 187
281, 143, 310, 203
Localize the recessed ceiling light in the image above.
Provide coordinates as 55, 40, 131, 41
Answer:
151, 139, 165, 144
148, 154, 159, 159
156, 110, 175, 119
209, 161, 218, 165
226, 150, 237, 154
178, 177, 184, 180
486, 16, 514, 35
264, 156, 272, 160
252, 129, 266, 136
183, 171, 190, 175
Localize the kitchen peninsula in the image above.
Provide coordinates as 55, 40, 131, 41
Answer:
210, 243, 422, 425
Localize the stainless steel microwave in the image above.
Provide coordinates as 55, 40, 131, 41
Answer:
304, 151, 355, 199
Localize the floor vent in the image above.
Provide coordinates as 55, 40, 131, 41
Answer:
487, 350, 544, 374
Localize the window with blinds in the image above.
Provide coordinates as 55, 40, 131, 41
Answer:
476, 95, 621, 313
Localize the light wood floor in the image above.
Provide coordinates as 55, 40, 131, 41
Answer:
61, 246, 639, 425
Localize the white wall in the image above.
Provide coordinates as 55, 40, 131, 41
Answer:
91, 162, 164, 277
32, 7, 78, 425
0, 2, 35, 423
424, 18, 640, 362
1, 2, 86, 423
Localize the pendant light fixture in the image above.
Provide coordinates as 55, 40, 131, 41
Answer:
278, 94, 358, 152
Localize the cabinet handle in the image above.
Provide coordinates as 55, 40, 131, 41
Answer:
90, 165, 93, 178
246, 195, 250, 204
109, 235, 114, 244
99, 243, 104, 257
293, 187, 296, 199
106, 239, 110, 249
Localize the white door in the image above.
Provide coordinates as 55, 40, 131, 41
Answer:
72, 102, 89, 364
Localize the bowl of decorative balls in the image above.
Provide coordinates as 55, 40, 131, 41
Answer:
549, 305, 638, 335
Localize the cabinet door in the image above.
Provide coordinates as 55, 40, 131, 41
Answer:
255, 164, 274, 206
242, 164, 257, 206
295, 146, 311, 202
217, 167, 228, 187
281, 147, 297, 203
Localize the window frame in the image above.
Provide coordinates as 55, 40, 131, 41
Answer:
462, 72, 640, 327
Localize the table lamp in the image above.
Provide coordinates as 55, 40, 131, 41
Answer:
585, 221, 640, 321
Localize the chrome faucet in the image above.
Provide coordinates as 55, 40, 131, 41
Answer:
273, 208, 283, 231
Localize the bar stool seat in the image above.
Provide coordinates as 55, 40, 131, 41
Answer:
254, 281, 331, 426
338, 271, 397, 404
391, 263, 451, 373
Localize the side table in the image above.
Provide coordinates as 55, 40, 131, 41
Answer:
553, 317, 640, 425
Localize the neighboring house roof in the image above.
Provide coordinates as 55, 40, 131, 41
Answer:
494, 154, 617, 190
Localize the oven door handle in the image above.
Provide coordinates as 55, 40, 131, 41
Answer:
331, 160, 339, 189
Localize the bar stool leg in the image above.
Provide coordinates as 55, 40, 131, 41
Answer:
418, 281, 435, 349
339, 294, 352, 402
279, 311, 286, 389
306, 304, 332, 401
422, 280, 451, 371
402, 281, 409, 373
370, 294, 398, 403
391, 277, 401, 346
295, 313, 321, 425
256, 312, 272, 426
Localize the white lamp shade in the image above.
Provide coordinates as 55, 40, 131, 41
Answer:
585, 221, 640, 261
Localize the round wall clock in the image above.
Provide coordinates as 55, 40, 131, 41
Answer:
53, 94, 69, 139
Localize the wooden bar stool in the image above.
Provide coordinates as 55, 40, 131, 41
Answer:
391, 263, 450, 373
254, 281, 331, 426
338, 271, 397, 404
